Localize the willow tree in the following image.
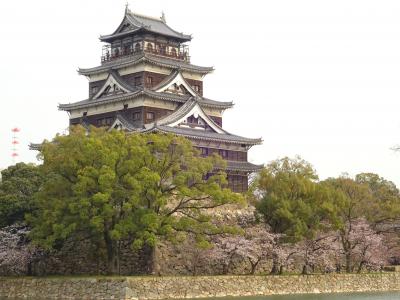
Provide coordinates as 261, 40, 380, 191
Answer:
28, 126, 243, 275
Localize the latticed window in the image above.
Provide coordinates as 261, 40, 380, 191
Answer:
171, 48, 177, 56
135, 43, 141, 52
146, 112, 155, 120
133, 112, 141, 121
228, 175, 247, 193
97, 117, 113, 126
219, 149, 228, 158
200, 147, 208, 156
91, 86, 99, 95
134, 76, 142, 86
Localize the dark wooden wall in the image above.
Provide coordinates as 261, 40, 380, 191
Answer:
69, 106, 174, 127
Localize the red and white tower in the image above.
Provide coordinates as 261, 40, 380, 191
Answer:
11, 127, 20, 164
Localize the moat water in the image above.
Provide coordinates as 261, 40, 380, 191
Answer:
218, 293, 400, 299
2, 292, 400, 300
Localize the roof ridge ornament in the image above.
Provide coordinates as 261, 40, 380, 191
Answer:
161, 11, 166, 23
125, 2, 130, 15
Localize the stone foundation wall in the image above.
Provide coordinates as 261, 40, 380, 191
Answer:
1, 274, 400, 300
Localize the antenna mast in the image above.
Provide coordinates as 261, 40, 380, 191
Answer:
11, 127, 20, 164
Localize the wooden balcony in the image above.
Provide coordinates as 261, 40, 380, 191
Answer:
101, 45, 190, 64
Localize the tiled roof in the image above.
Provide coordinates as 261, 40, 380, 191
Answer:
151, 69, 180, 91
226, 161, 264, 172
109, 70, 136, 92
59, 87, 232, 111
100, 9, 191, 42
78, 52, 214, 76
156, 98, 197, 126
28, 143, 42, 151
141, 124, 262, 146
155, 98, 226, 133
114, 113, 137, 131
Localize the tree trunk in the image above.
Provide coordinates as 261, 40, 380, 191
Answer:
336, 263, 341, 273
270, 255, 280, 275
345, 252, 352, 273
249, 258, 260, 275
104, 232, 119, 275
191, 251, 200, 276
107, 244, 120, 275
302, 265, 308, 275
149, 245, 161, 275
279, 265, 284, 275
357, 261, 365, 274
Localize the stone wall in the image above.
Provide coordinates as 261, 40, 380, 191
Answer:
1, 274, 400, 300
31, 240, 152, 276
0, 277, 134, 300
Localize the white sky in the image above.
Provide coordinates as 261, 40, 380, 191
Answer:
0, 0, 399, 186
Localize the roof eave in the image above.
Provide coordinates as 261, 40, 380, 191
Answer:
99, 27, 191, 43
145, 126, 263, 146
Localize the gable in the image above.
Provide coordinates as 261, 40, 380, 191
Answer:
166, 102, 225, 134
92, 73, 132, 100
155, 71, 199, 97
111, 15, 141, 36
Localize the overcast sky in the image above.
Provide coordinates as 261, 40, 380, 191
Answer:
1, 0, 399, 185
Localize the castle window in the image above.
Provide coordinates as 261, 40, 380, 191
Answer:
171, 48, 177, 57
135, 43, 141, 53
91, 86, 98, 95
146, 76, 153, 86
193, 85, 200, 93
160, 45, 166, 54
134, 76, 142, 86
123, 104, 128, 110
219, 149, 228, 158
147, 43, 153, 52
146, 112, 155, 120
97, 117, 113, 126
200, 147, 208, 156
83, 112, 87, 117
123, 44, 131, 55
133, 111, 141, 121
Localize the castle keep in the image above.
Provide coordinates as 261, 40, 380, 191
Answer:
58, 7, 262, 192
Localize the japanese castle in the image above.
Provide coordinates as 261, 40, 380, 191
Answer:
56, 7, 262, 192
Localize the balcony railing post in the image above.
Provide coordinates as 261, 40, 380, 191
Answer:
101, 44, 190, 63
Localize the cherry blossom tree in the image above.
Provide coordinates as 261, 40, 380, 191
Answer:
0, 224, 40, 275
206, 225, 279, 275
349, 218, 388, 272
296, 234, 336, 274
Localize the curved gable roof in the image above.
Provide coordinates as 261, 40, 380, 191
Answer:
100, 8, 191, 43
78, 52, 214, 76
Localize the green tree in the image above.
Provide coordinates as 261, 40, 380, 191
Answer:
28, 126, 243, 275
323, 174, 400, 273
254, 156, 331, 274
355, 173, 400, 224
0, 163, 43, 228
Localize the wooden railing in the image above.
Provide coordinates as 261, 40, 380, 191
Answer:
101, 47, 190, 64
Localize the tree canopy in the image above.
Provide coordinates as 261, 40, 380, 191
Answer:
321, 174, 400, 272
255, 156, 330, 242
28, 126, 243, 274
0, 163, 43, 228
